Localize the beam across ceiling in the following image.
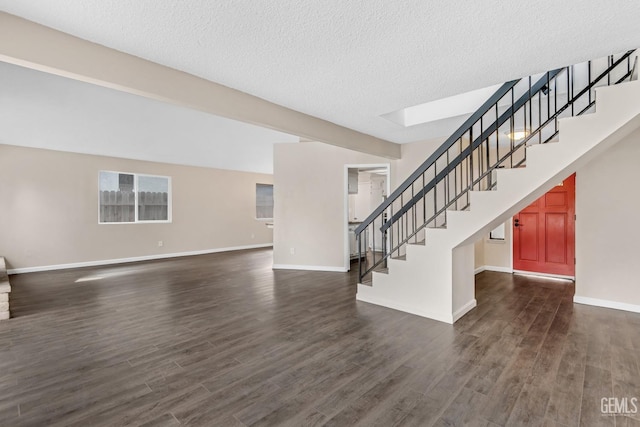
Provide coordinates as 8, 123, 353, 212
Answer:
0, 12, 400, 159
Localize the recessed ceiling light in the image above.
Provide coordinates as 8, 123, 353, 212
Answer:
507, 130, 529, 140
75, 276, 105, 283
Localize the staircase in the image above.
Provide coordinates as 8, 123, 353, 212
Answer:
354, 50, 640, 324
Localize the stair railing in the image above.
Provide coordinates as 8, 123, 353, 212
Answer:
356, 50, 636, 283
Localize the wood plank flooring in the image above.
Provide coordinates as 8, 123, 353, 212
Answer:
1, 248, 639, 426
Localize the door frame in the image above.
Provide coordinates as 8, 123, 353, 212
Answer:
343, 164, 391, 272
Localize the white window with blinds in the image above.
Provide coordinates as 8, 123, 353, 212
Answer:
99, 171, 172, 224
256, 183, 274, 220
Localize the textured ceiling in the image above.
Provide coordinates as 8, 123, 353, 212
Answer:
1, 1, 640, 144
0, 62, 298, 174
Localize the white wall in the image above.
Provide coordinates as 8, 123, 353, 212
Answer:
273, 142, 392, 270
477, 220, 512, 272
396, 137, 446, 185
474, 239, 485, 270
575, 129, 640, 311
452, 243, 476, 320
0, 144, 274, 271
272, 137, 447, 271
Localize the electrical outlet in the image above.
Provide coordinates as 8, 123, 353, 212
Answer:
251, 233, 255, 239
290, 247, 295, 255
158, 240, 163, 247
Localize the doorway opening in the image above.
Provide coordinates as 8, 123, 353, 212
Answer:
513, 173, 576, 279
343, 164, 390, 272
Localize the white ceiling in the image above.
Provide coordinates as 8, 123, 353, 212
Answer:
1, 1, 640, 145
0, 62, 298, 174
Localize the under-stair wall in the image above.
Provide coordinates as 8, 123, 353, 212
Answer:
574, 127, 640, 312
357, 79, 640, 324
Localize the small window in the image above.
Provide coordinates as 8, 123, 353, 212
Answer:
256, 184, 274, 220
99, 171, 171, 223
489, 223, 505, 240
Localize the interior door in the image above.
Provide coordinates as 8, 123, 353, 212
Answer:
513, 174, 575, 277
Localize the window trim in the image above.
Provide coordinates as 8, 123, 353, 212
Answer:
98, 170, 172, 225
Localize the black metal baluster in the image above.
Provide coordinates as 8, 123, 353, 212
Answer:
494, 102, 499, 177
570, 65, 574, 116
510, 88, 514, 167
445, 151, 450, 207
528, 76, 532, 141
412, 184, 416, 242
368, 230, 372, 271
467, 132, 472, 206
479, 116, 484, 190
382, 213, 387, 267
485, 132, 490, 190
398, 215, 402, 254
364, 227, 368, 275
546, 72, 551, 136
389, 204, 394, 257
358, 232, 362, 281
405, 201, 408, 246
553, 69, 556, 118
453, 157, 457, 206
422, 173, 426, 228
433, 163, 438, 224
538, 77, 542, 145
588, 60, 592, 105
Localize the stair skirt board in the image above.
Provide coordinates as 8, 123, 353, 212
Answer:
574, 296, 640, 314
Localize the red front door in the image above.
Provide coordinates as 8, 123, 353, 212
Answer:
513, 174, 575, 277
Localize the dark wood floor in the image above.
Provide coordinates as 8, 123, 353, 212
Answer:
1, 249, 639, 426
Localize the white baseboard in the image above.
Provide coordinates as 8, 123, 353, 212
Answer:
574, 296, 640, 314
7, 244, 273, 274
453, 299, 477, 322
355, 292, 454, 324
272, 264, 348, 273
474, 265, 513, 274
